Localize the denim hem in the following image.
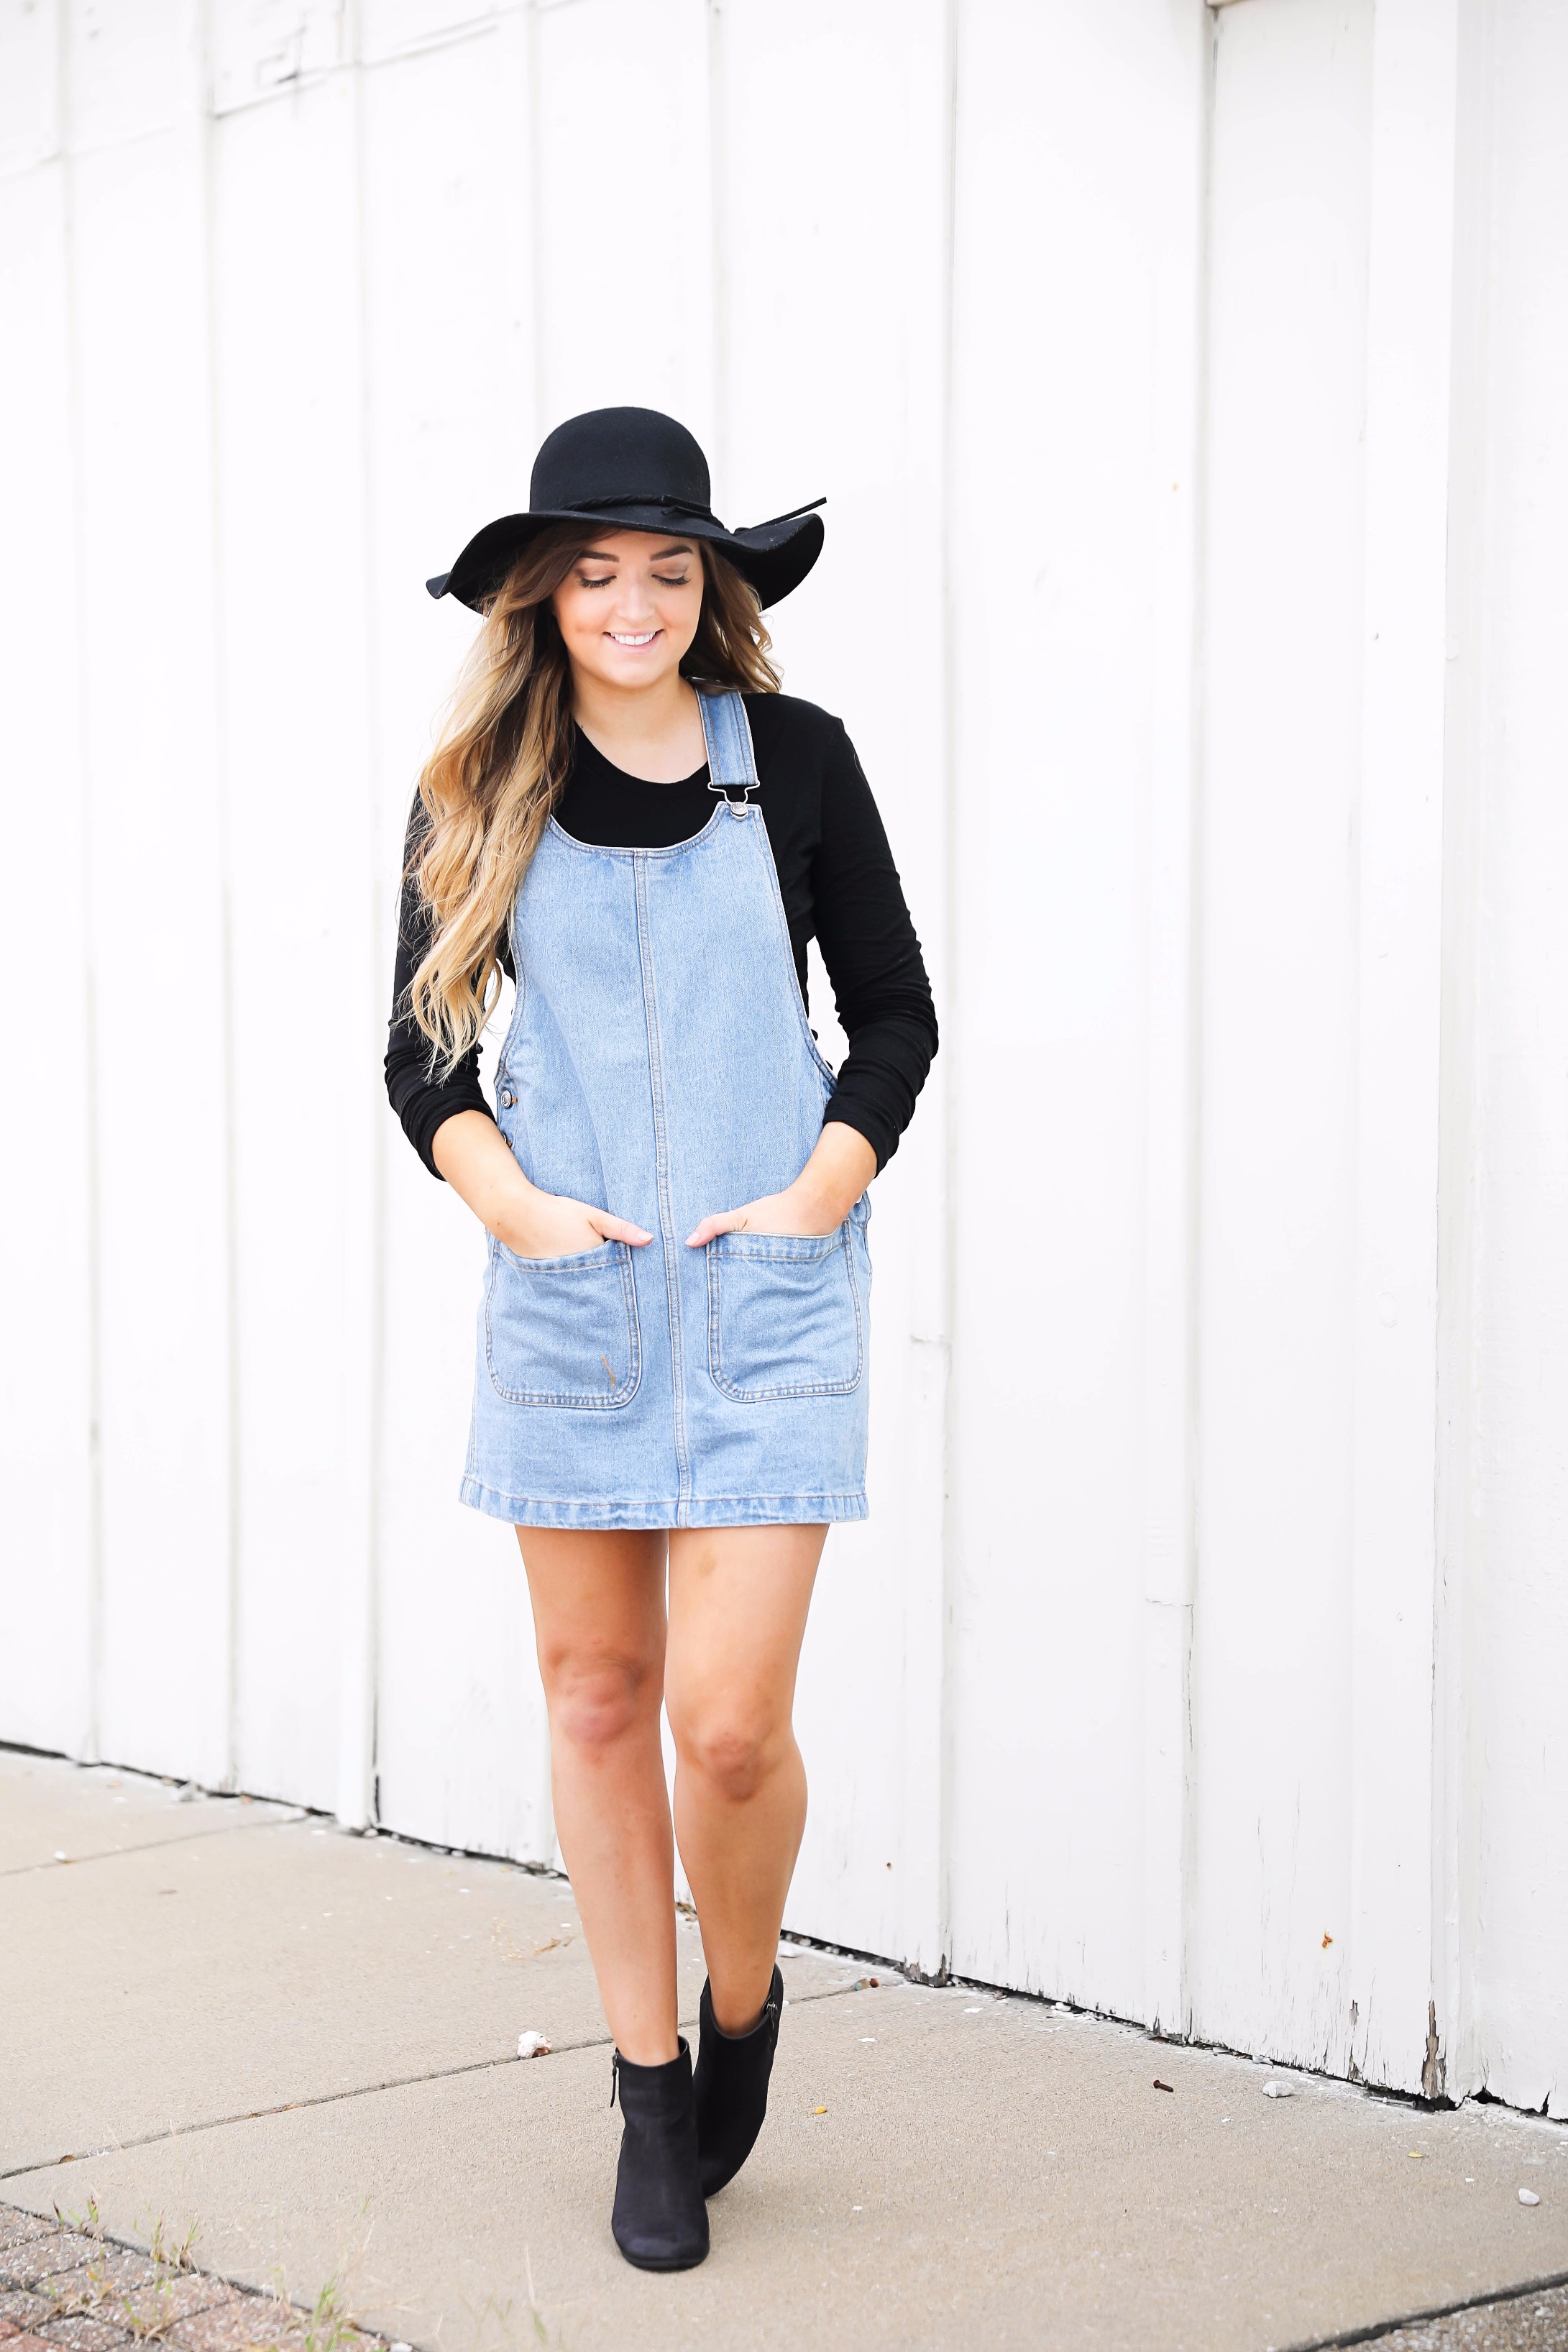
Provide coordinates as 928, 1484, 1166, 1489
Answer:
459, 1477, 868, 1531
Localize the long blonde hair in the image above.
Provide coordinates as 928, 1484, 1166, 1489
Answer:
408, 525, 781, 1071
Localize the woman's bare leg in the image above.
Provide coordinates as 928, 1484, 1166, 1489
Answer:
664, 1524, 826, 2033
515, 1526, 677, 2066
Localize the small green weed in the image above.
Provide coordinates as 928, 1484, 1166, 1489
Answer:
302, 2268, 361, 2352
146, 2216, 201, 2273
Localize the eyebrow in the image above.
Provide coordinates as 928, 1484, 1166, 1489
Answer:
579, 541, 695, 564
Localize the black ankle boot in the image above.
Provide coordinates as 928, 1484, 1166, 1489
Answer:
609, 2038, 709, 2271
692, 1964, 783, 2197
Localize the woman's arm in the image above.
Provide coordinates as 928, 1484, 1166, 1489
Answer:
685, 1120, 876, 1248
434, 1109, 652, 1258
807, 718, 939, 1171
384, 793, 508, 1178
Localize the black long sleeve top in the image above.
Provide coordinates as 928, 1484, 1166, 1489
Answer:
385, 692, 938, 1179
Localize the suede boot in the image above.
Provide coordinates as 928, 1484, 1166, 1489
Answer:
609, 2038, 710, 2271
692, 1964, 783, 2197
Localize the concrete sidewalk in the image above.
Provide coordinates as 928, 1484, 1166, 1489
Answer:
3, 1749, 1565, 2352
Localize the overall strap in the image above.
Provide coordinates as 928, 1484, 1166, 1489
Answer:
696, 687, 759, 805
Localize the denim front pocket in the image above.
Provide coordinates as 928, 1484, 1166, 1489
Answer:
485, 1239, 641, 1408
706, 1225, 863, 1402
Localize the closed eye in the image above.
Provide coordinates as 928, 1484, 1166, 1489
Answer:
575, 568, 690, 589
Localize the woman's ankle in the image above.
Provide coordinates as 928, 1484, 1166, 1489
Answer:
706, 1971, 781, 2036
710, 2003, 764, 2039
613, 2031, 683, 2068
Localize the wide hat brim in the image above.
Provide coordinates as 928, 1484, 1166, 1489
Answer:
426, 501, 823, 615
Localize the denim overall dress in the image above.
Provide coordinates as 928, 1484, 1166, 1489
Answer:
460, 689, 872, 1530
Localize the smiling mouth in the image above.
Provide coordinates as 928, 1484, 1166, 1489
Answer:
607, 629, 660, 646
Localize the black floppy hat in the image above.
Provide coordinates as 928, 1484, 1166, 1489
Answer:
426, 406, 825, 613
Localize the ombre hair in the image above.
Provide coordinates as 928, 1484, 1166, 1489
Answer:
408, 526, 780, 1072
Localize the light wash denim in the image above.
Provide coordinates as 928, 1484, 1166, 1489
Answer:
460, 688, 872, 1529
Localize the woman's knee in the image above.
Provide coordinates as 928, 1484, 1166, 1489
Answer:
544, 1649, 659, 1756
670, 1703, 789, 1803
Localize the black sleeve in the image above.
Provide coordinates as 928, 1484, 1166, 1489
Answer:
811, 724, 939, 1171
384, 793, 513, 1180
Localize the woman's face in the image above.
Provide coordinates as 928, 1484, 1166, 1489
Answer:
551, 530, 705, 695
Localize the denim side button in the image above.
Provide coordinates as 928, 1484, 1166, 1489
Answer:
500, 1088, 515, 1107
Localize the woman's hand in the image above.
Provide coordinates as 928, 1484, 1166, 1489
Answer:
431, 1109, 651, 1258
498, 1189, 652, 1260
686, 1184, 837, 1249
686, 1121, 877, 1248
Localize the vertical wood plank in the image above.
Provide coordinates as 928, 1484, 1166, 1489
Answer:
1191, 0, 1374, 2074
210, 70, 372, 1811
1346, 0, 1461, 2099
889, 0, 957, 1987
1140, 0, 1210, 2041
1438, 0, 1568, 2120
70, 0, 233, 1787
1432, 0, 1495, 2117
0, 134, 96, 1757
944, 0, 1201, 2018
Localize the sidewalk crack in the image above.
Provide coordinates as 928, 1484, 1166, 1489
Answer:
1283, 2266, 1568, 2352
0, 1980, 874, 2180
0, 1813, 306, 1880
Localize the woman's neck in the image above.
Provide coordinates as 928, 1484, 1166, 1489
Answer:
572, 669, 709, 786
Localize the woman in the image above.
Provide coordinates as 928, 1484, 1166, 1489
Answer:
385, 406, 937, 2269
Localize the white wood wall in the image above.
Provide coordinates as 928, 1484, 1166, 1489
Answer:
3, 0, 1564, 2115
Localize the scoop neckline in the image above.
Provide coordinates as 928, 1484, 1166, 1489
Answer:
572, 720, 710, 791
